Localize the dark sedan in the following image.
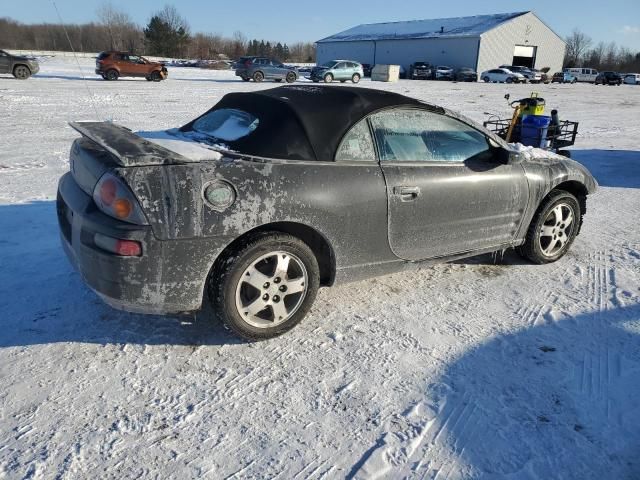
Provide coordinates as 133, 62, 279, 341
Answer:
57, 86, 597, 340
409, 62, 434, 80
234, 56, 297, 83
595, 71, 622, 85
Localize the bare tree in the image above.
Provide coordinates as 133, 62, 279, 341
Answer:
564, 29, 592, 67
97, 2, 139, 51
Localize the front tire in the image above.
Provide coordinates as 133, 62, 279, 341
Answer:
13, 65, 31, 80
323, 73, 333, 83
518, 190, 581, 264
285, 72, 296, 83
211, 233, 320, 340
151, 71, 162, 82
483, 76, 490, 83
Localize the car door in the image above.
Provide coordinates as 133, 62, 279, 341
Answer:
334, 62, 348, 80
127, 55, 145, 76
0, 51, 10, 73
370, 107, 529, 261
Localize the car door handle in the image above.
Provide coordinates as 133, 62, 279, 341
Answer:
393, 186, 421, 202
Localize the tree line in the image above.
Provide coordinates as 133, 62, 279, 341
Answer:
0, 3, 315, 62
564, 29, 640, 72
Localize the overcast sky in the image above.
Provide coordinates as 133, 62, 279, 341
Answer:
4, 0, 640, 49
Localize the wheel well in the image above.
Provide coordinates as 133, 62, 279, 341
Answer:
552, 181, 588, 232
211, 222, 335, 288
13, 63, 31, 73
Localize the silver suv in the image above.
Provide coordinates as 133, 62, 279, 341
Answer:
308, 60, 363, 83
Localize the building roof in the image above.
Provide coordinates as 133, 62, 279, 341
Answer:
317, 11, 529, 43
181, 85, 441, 161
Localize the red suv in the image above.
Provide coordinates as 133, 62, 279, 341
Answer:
95, 51, 168, 81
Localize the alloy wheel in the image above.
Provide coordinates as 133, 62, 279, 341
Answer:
235, 251, 308, 328
538, 203, 575, 257
14, 66, 30, 79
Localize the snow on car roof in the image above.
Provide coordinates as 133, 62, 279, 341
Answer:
317, 12, 528, 43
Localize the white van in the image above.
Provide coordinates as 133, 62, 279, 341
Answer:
624, 73, 640, 85
564, 67, 599, 83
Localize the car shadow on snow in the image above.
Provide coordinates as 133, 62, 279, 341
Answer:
0, 201, 243, 348
351, 302, 640, 479
571, 149, 640, 189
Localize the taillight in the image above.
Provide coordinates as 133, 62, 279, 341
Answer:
94, 233, 142, 256
93, 173, 148, 225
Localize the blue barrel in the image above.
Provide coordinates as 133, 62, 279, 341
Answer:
520, 115, 551, 147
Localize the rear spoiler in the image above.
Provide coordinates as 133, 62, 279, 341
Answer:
69, 121, 189, 167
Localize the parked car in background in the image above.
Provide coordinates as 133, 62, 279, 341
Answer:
623, 73, 640, 85
595, 71, 622, 85
235, 57, 297, 83
308, 60, 363, 83
552, 71, 577, 83
481, 68, 525, 83
564, 67, 598, 83
535, 70, 551, 84
361, 63, 372, 77
95, 52, 168, 81
435, 65, 454, 80
409, 62, 434, 80
0, 49, 40, 79
499, 65, 541, 83
58, 85, 597, 340
454, 67, 478, 82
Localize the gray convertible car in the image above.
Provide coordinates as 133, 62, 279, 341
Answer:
57, 86, 597, 340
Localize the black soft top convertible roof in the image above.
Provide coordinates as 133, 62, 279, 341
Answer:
181, 85, 443, 161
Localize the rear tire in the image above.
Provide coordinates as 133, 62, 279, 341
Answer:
518, 190, 581, 264
253, 71, 264, 82
105, 69, 119, 81
483, 76, 490, 83
210, 233, 320, 341
13, 65, 31, 80
352, 73, 361, 83
506, 77, 513, 84
323, 73, 333, 83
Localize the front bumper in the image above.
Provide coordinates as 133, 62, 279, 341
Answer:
56, 172, 214, 315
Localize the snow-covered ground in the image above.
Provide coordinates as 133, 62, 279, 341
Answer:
1, 57, 639, 479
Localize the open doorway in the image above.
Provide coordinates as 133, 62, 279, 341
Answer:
512, 45, 537, 68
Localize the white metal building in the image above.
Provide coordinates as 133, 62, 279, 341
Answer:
316, 11, 566, 74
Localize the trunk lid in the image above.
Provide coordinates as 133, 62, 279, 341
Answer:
70, 121, 191, 167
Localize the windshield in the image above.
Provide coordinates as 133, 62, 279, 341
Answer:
192, 108, 259, 141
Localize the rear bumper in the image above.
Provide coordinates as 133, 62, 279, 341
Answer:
56, 172, 216, 315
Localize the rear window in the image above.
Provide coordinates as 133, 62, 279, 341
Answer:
192, 108, 259, 142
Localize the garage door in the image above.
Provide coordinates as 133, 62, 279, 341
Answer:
512, 45, 537, 68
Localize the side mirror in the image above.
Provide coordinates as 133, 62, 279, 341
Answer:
508, 151, 524, 164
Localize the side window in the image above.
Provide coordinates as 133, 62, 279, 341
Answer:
129, 55, 141, 63
336, 62, 346, 69
369, 109, 490, 162
335, 119, 376, 161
